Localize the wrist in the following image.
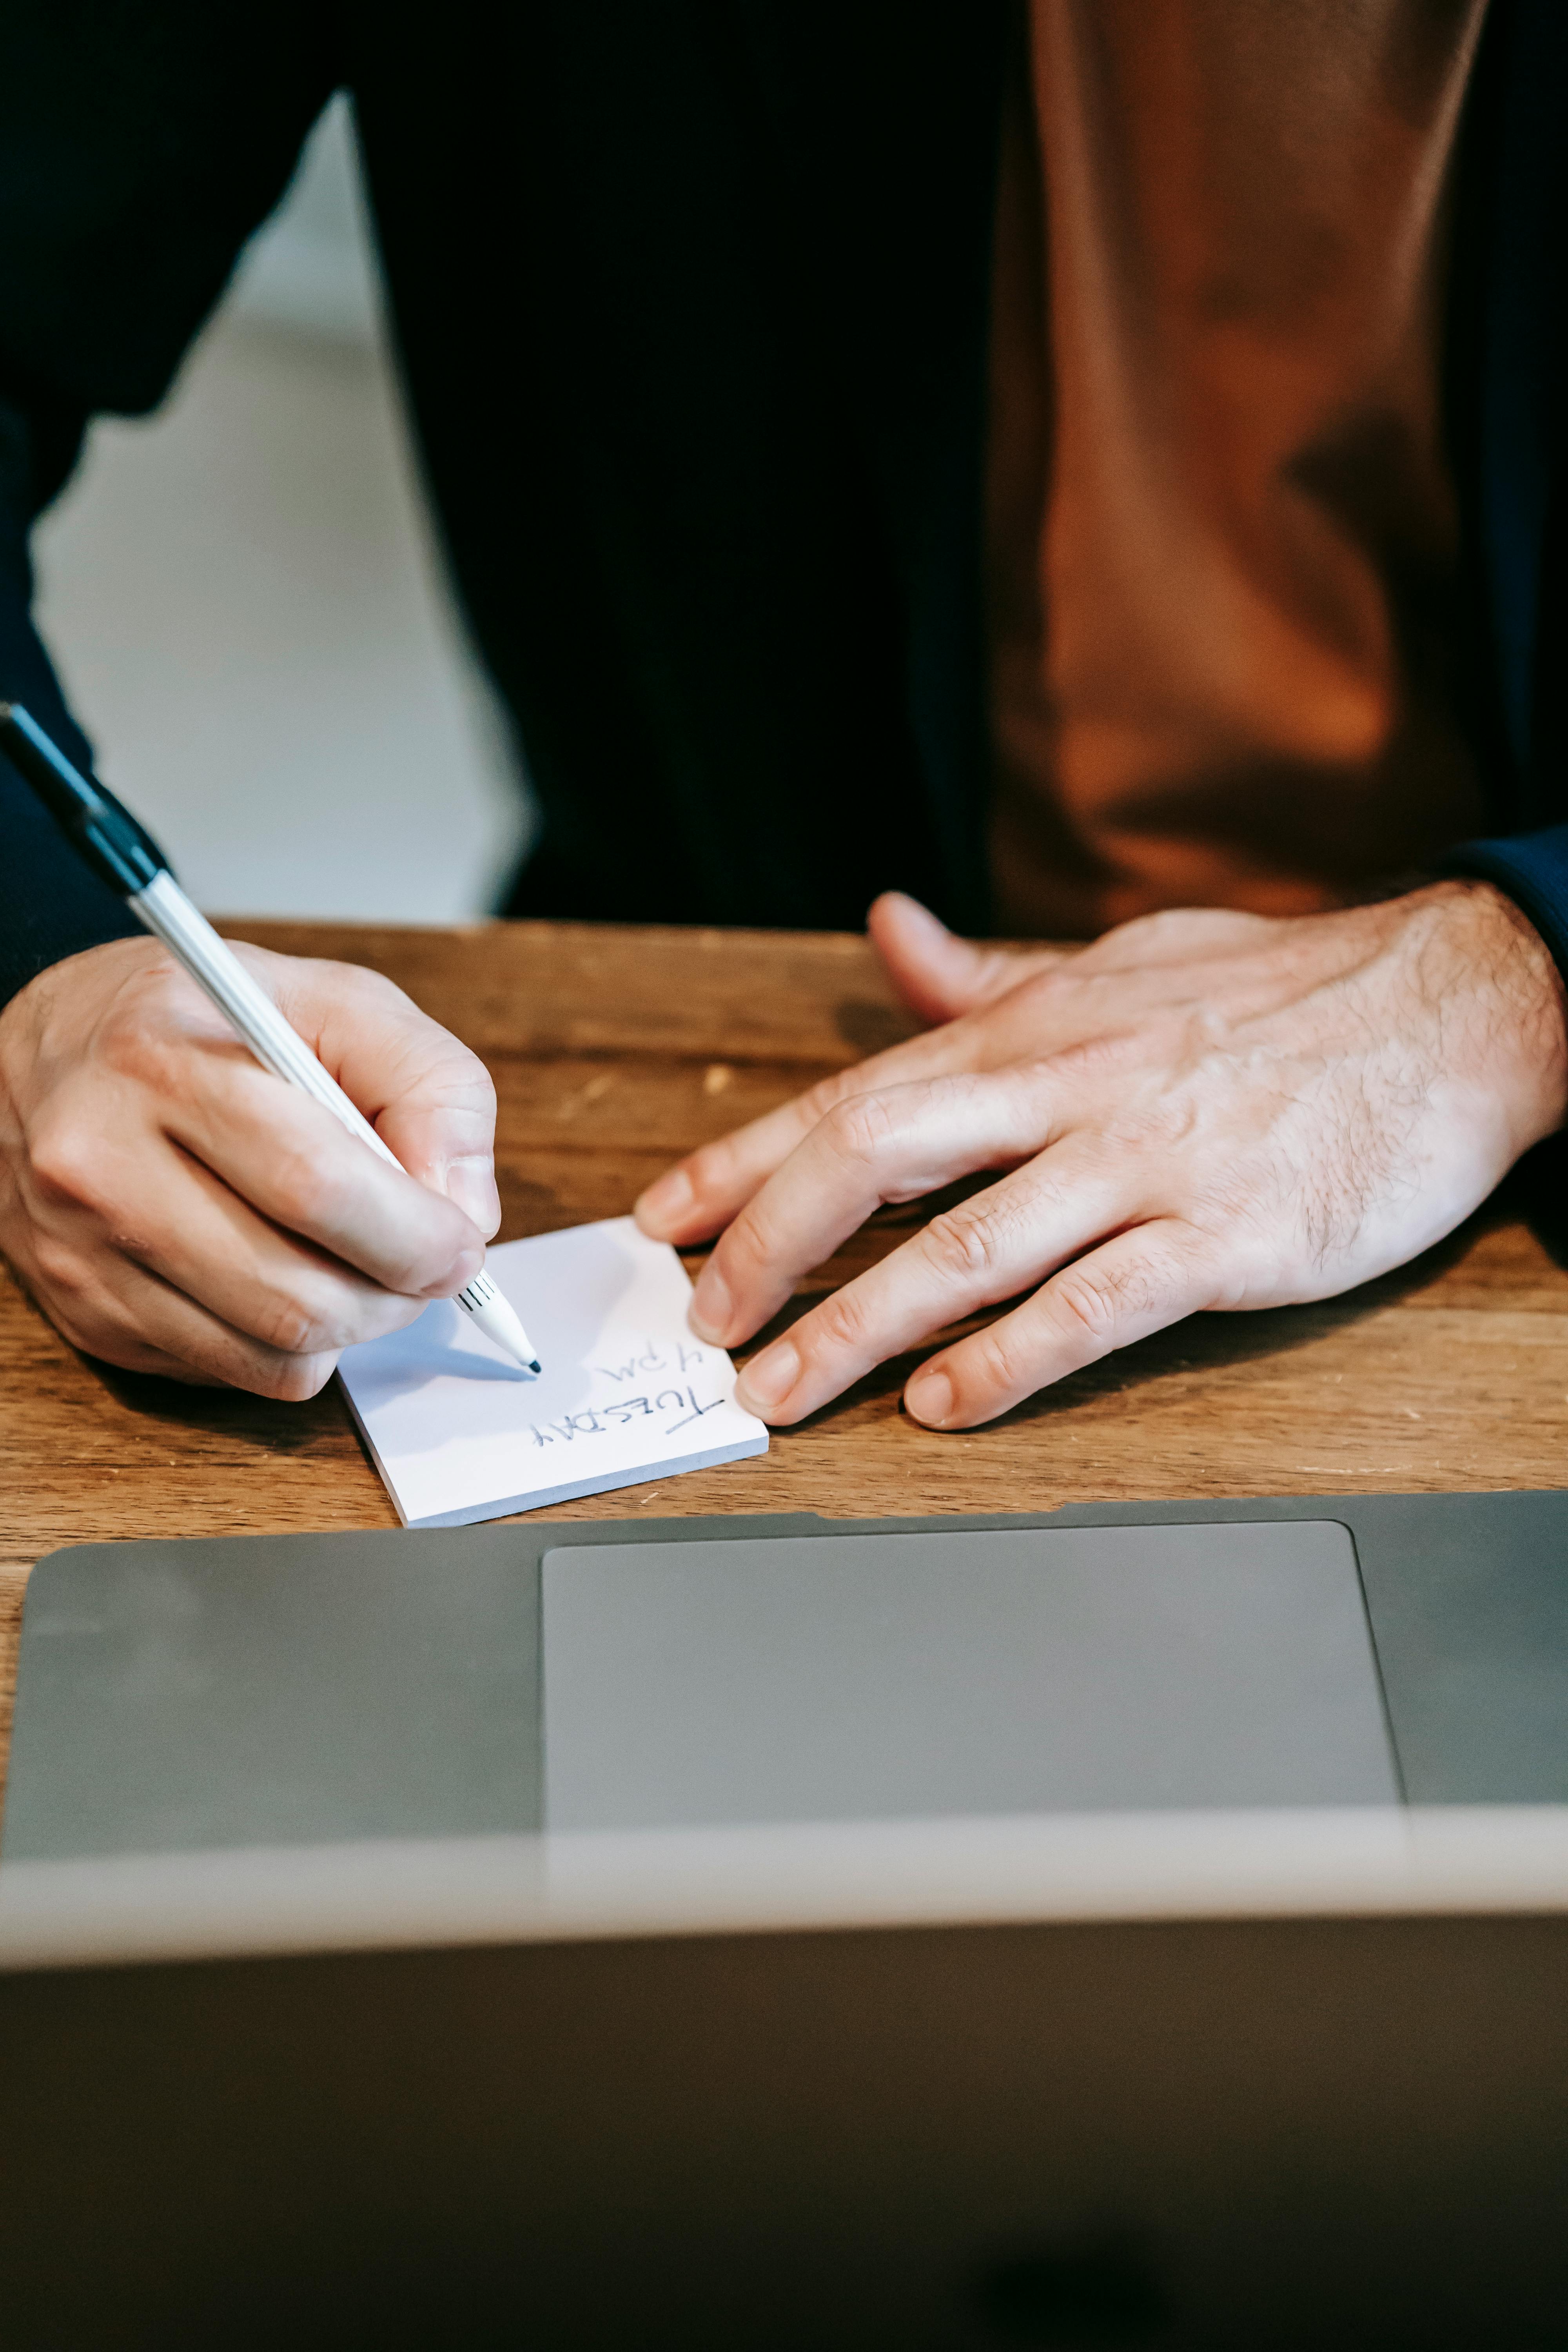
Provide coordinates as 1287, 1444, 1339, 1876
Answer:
1425, 878, 1568, 1152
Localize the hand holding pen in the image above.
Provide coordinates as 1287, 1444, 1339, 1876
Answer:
0, 705, 539, 1390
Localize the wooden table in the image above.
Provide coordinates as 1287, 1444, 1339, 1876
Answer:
5, 917, 1568, 1795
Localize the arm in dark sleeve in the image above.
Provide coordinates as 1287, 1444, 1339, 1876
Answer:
0, 384, 145, 1005
0, 2, 343, 1013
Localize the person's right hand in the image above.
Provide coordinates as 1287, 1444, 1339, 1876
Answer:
0, 934, 501, 1398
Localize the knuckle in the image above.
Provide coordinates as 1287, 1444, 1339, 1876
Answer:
250, 1288, 336, 1359
461, 1063, 498, 1125
821, 1090, 897, 1164
922, 1201, 1005, 1284
1050, 1263, 1136, 1351
810, 1281, 875, 1356
413, 1043, 498, 1126
29, 1120, 110, 1214
1050, 1240, 1195, 1351
30, 1229, 90, 1299
964, 1320, 1038, 1401
99, 959, 208, 1071
98, 1011, 178, 1090
437, 1040, 496, 1105
29, 1238, 106, 1333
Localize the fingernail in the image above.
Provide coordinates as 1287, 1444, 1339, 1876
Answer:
689, 1259, 733, 1341
906, 1370, 955, 1426
636, 1168, 693, 1233
445, 1160, 500, 1234
736, 1341, 799, 1417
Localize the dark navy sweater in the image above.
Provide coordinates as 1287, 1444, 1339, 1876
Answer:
3, 0, 1568, 1002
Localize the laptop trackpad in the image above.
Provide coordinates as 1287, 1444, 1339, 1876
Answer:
542, 1522, 1399, 1828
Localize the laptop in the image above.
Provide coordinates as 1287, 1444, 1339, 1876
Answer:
2, 1495, 1566, 2347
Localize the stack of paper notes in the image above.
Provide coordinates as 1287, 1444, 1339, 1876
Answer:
338, 1217, 769, 1528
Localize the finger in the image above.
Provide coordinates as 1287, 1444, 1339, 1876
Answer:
24, 1130, 434, 1357
731, 1140, 1138, 1423
141, 1059, 486, 1300
691, 1071, 1060, 1349
81, 948, 492, 1295
238, 948, 501, 1236
26, 1229, 353, 1401
634, 1016, 1006, 1246
867, 891, 1058, 1023
902, 1219, 1224, 1430
636, 903, 1185, 1254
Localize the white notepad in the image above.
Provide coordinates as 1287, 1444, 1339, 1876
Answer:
337, 1217, 769, 1528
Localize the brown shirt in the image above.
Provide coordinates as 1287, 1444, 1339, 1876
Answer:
986, 0, 1491, 938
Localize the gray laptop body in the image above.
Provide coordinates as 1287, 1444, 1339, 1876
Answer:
5, 1489, 1567, 1864
2, 1494, 1565, 2348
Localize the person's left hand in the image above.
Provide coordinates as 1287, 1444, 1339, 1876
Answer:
633, 882, 1568, 1430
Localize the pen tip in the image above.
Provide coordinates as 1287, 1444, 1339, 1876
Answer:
527, 1357, 542, 1376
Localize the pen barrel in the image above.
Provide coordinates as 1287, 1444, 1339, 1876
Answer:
131, 873, 402, 1168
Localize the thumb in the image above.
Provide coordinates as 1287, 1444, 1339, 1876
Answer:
866, 893, 1040, 1025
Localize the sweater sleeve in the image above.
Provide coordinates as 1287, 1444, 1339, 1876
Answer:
0, 2, 342, 1012
0, 389, 145, 1006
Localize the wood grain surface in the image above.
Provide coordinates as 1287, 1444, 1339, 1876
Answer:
4, 916, 1567, 1793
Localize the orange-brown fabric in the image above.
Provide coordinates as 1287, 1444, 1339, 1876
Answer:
986, 0, 1491, 938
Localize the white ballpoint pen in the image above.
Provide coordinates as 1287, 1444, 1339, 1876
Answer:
1, 701, 540, 1374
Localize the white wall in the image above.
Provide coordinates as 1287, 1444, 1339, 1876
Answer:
31, 97, 531, 923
